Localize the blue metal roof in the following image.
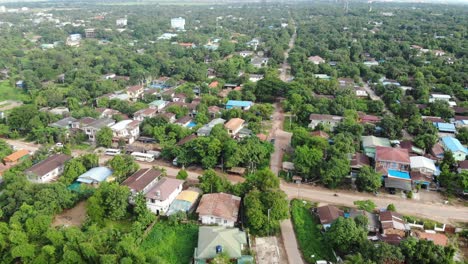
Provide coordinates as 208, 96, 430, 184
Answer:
226, 100, 253, 108
442, 137, 467, 154
433, 122, 456, 133
77, 167, 113, 184
387, 170, 410, 180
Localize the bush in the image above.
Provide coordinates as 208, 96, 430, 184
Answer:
387, 204, 396, 212
407, 191, 413, 199
176, 169, 188, 180
353, 200, 376, 212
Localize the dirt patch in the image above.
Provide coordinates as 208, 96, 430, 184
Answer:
52, 201, 87, 227
254, 236, 288, 264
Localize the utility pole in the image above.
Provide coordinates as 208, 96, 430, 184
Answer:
267, 208, 271, 236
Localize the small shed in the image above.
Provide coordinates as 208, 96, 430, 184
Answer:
292, 175, 302, 183
282, 162, 295, 171
227, 167, 246, 176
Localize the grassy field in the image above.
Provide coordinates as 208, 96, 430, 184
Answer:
290, 199, 336, 263
142, 222, 199, 264
0, 81, 28, 102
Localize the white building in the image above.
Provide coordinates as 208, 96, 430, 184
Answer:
116, 18, 127, 27
0, 6, 6, 13
171, 17, 185, 30
110, 119, 140, 144
25, 154, 72, 183
410, 156, 437, 175
145, 178, 184, 215
196, 193, 241, 227
429, 94, 451, 103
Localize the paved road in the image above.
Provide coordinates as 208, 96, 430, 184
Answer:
282, 182, 468, 224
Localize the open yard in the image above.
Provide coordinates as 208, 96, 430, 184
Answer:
142, 222, 199, 264
0, 81, 28, 102
291, 199, 336, 263
52, 201, 87, 227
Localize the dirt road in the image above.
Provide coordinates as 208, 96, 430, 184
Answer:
279, 16, 296, 82
282, 182, 468, 224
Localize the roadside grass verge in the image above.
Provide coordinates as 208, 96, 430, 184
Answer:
290, 199, 336, 263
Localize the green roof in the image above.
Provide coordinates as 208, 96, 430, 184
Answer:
194, 226, 247, 260
361, 136, 391, 158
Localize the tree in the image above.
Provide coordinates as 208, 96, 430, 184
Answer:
400, 237, 455, 264
244, 168, 279, 192
293, 145, 323, 179
387, 204, 396, 212
60, 159, 87, 185
325, 217, 367, 254
198, 169, 230, 193
354, 214, 369, 230
133, 192, 155, 228
107, 155, 139, 183
353, 200, 377, 212
378, 115, 403, 139
211, 252, 231, 264
320, 157, 349, 188
176, 169, 188, 180
0, 139, 12, 161
87, 182, 130, 223
356, 166, 382, 192
96, 127, 113, 148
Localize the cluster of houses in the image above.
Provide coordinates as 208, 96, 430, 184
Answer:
14, 150, 251, 263
315, 204, 449, 247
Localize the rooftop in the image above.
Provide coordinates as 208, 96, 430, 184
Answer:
145, 177, 184, 201
375, 146, 410, 164
442, 136, 467, 154
196, 193, 241, 222
410, 156, 436, 172
433, 122, 456, 133
3, 149, 29, 163
122, 168, 161, 192
77, 167, 113, 184
309, 114, 343, 121
195, 226, 247, 260
387, 170, 411, 180
25, 154, 72, 176
316, 205, 343, 225
224, 118, 245, 131
226, 100, 253, 108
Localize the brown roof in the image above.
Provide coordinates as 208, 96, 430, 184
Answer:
454, 115, 468, 121
377, 234, 403, 245
224, 118, 245, 131
3, 149, 29, 163
410, 171, 432, 182
77, 117, 96, 126
122, 168, 161, 192
135, 108, 157, 116
256, 133, 268, 141
311, 130, 329, 139
431, 143, 444, 156
415, 231, 448, 246
308, 56, 325, 62
25, 154, 72, 177
127, 85, 143, 93
350, 152, 370, 168
458, 160, 468, 170
145, 177, 184, 201
176, 115, 192, 125
208, 106, 221, 114
196, 193, 241, 222
423, 116, 445, 123
359, 114, 381, 124
209, 81, 219, 88
177, 134, 197, 146
375, 146, 410, 164
453, 107, 467, 115
317, 205, 343, 225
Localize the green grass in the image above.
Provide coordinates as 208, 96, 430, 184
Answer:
291, 199, 336, 263
102, 219, 133, 233
0, 81, 29, 102
142, 222, 199, 264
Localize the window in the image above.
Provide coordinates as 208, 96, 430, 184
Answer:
224, 220, 227, 224
150, 199, 155, 203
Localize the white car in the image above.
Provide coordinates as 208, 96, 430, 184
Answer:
55, 142, 64, 148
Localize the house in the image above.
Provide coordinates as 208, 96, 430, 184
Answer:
171, 17, 185, 30
358, 114, 381, 124
364, 60, 379, 67
308, 56, 325, 65
148, 100, 167, 111
224, 118, 245, 136
355, 89, 368, 97
159, 112, 176, 123
237, 127, 252, 139
249, 74, 264, 82
308, 114, 343, 131
410, 156, 436, 175
116, 18, 127, 27
429, 94, 451, 103
126, 85, 144, 101
208, 106, 222, 118
457, 160, 468, 174
379, 211, 409, 238
350, 152, 370, 172
375, 147, 410, 173
3, 149, 29, 163
399, 140, 424, 155
72, 117, 97, 129
431, 143, 445, 160
414, 231, 448, 246
167, 188, 201, 216
193, 226, 250, 264
96, 108, 123, 119
346, 209, 380, 233
122, 168, 162, 198
175, 116, 193, 128
384, 170, 412, 191
433, 50, 446, 56
173, 93, 187, 103
197, 118, 226, 136
208, 81, 219, 88
81, 118, 115, 142
251, 56, 269, 68
84, 28, 96, 38
226, 100, 253, 110
49, 107, 70, 116
145, 177, 184, 215
50, 117, 77, 129
238, 51, 254, 58
338, 77, 355, 88
76, 167, 114, 185
410, 171, 433, 188
25, 154, 72, 183
110, 119, 140, 144
433, 122, 456, 133
453, 116, 468, 128
133, 108, 158, 121
423, 116, 445, 123
316, 205, 343, 229
314, 74, 331, 80
15, 80, 24, 89
441, 137, 467, 161
196, 193, 241, 227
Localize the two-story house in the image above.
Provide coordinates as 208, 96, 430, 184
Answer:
224, 118, 245, 136
25, 154, 72, 183
145, 177, 184, 215
196, 193, 241, 227
133, 108, 158, 121
375, 146, 410, 173
81, 118, 116, 142
110, 119, 141, 144
126, 85, 144, 101
122, 168, 162, 202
